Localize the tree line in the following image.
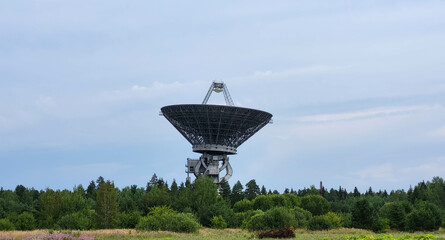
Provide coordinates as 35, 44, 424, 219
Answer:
0, 175, 444, 233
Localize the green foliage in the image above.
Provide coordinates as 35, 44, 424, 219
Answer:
379, 201, 408, 230
0, 190, 26, 219
372, 217, 389, 233
308, 215, 333, 231
244, 180, 260, 201
352, 198, 375, 230
118, 186, 144, 213
191, 177, 218, 211
338, 212, 352, 228
15, 212, 36, 230
282, 193, 301, 208
406, 201, 442, 231
233, 199, 253, 213
247, 207, 297, 231
38, 189, 63, 228
252, 195, 274, 211
95, 180, 119, 229
136, 206, 200, 233
57, 211, 93, 230
234, 209, 263, 229
142, 185, 171, 211
230, 181, 245, 205
290, 207, 312, 228
197, 198, 236, 227
118, 210, 142, 228
325, 212, 342, 228
211, 215, 227, 229
0, 218, 15, 231
300, 194, 330, 216
218, 180, 231, 201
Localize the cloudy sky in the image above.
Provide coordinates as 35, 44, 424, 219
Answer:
1, 1, 445, 192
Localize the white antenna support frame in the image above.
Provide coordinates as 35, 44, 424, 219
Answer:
202, 81, 235, 106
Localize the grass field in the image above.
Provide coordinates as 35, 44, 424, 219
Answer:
1, 228, 444, 240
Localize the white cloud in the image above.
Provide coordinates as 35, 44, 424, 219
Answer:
296, 105, 441, 123
353, 163, 397, 182
428, 126, 445, 138
56, 163, 133, 176
345, 158, 445, 190
98, 81, 205, 102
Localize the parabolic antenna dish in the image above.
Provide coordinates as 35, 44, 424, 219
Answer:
160, 81, 272, 183
161, 104, 272, 154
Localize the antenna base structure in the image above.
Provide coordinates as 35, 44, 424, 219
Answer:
161, 81, 272, 184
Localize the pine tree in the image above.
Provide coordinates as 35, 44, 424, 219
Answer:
218, 179, 231, 201
244, 180, 260, 201
260, 185, 267, 195
353, 187, 360, 197
230, 181, 244, 204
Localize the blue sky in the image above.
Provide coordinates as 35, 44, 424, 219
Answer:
1, 1, 445, 192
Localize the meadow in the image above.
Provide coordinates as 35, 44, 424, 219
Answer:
1, 228, 444, 240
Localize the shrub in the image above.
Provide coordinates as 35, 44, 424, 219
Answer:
325, 212, 342, 228
300, 195, 330, 216
235, 210, 263, 229
15, 212, 36, 230
0, 218, 15, 231
211, 215, 227, 229
258, 227, 295, 239
57, 211, 92, 230
372, 217, 389, 233
282, 194, 300, 208
247, 207, 297, 231
233, 199, 253, 213
252, 195, 274, 211
118, 211, 142, 228
136, 206, 200, 233
197, 200, 236, 227
291, 207, 312, 228
338, 213, 352, 228
308, 215, 333, 231
406, 202, 441, 231
270, 194, 291, 208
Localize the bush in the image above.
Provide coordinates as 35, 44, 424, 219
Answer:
300, 195, 330, 216
0, 218, 15, 231
270, 195, 291, 208
308, 215, 333, 231
57, 211, 93, 230
15, 212, 36, 230
136, 206, 200, 233
325, 212, 342, 228
211, 215, 227, 229
282, 194, 300, 208
233, 199, 253, 213
406, 202, 441, 231
197, 200, 236, 227
338, 213, 352, 228
118, 211, 142, 228
290, 207, 312, 228
372, 217, 389, 233
252, 195, 274, 211
247, 207, 297, 231
235, 210, 263, 229
258, 227, 295, 239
